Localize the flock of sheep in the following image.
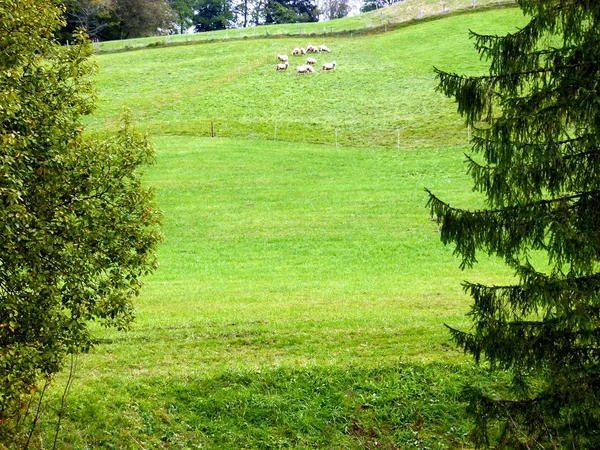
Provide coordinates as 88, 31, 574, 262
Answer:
275, 44, 336, 74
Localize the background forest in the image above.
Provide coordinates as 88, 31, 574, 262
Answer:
62, 0, 368, 40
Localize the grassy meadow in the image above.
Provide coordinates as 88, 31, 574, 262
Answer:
39, 6, 530, 449
90, 7, 526, 150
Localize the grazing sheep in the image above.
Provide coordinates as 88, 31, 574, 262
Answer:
277, 54, 288, 62
318, 45, 330, 52
276, 62, 289, 71
322, 61, 336, 71
296, 64, 315, 74
292, 48, 302, 56
306, 57, 317, 65
306, 45, 319, 53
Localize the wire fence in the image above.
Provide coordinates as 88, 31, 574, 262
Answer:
153, 119, 473, 150
95, 0, 516, 52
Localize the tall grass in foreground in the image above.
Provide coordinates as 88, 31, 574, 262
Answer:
40, 137, 513, 448
51, 363, 507, 449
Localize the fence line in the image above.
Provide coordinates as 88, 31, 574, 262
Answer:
187, 120, 471, 150
95, 0, 516, 52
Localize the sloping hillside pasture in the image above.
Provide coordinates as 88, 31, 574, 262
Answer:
41, 8, 528, 449
90, 8, 527, 149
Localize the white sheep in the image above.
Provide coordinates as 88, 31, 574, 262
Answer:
296, 64, 315, 74
322, 61, 336, 71
306, 45, 319, 53
277, 54, 288, 62
306, 57, 317, 65
292, 48, 301, 56
276, 62, 289, 71
318, 45, 330, 53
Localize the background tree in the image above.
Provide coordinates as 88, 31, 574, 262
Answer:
193, 0, 234, 32
105, 0, 175, 39
262, 0, 318, 24
263, 0, 296, 23
319, 0, 350, 20
63, 0, 114, 39
428, 0, 600, 448
169, 0, 195, 33
360, 0, 397, 13
0, 0, 161, 444
250, 0, 266, 24
289, 0, 319, 22
234, 0, 252, 27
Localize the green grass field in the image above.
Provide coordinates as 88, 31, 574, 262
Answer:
38, 5, 530, 449
90, 7, 526, 150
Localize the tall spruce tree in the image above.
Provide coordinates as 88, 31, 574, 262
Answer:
428, 1, 600, 448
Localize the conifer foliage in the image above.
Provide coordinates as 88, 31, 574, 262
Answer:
428, 1, 600, 448
0, 0, 162, 444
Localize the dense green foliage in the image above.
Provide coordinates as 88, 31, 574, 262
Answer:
0, 0, 161, 445
63, 0, 174, 40
193, 0, 236, 31
430, 0, 600, 447
261, 0, 320, 24
361, 0, 398, 13
320, 0, 351, 20
169, 0, 195, 33
109, 0, 173, 40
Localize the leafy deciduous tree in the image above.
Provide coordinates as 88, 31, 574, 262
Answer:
63, 0, 114, 38
319, 0, 350, 20
262, 0, 319, 24
108, 0, 174, 39
360, 0, 398, 13
429, 1, 600, 448
193, 0, 234, 32
234, 0, 252, 27
250, 0, 266, 24
169, 0, 195, 33
0, 0, 161, 444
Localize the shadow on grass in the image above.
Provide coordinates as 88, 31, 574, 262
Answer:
55, 362, 498, 449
